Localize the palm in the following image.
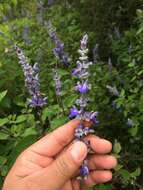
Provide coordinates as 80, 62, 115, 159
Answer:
16, 149, 81, 190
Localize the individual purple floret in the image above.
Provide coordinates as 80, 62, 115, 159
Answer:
15, 45, 47, 108
53, 69, 62, 96
75, 97, 89, 108
80, 165, 89, 178
74, 124, 84, 139
75, 81, 91, 94
69, 106, 80, 119
28, 94, 47, 107
80, 34, 88, 50
83, 111, 99, 124
47, 21, 70, 65
79, 160, 90, 179
74, 124, 94, 139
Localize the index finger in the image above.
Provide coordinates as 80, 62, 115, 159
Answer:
29, 120, 80, 157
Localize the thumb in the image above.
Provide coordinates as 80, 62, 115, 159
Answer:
45, 141, 87, 190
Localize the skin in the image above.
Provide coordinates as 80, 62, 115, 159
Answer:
2, 120, 117, 190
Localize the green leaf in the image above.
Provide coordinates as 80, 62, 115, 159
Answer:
95, 184, 112, 190
0, 156, 7, 166
85, 188, 92, 190
1, 165, 8, 176
128, 126, 138, 137
0, 90, 7, 103
0, 132, 9, 140
42, 105, 61, 122
137, 69, 143, 76
119, 169, 130, 182
14, 115, 27, 124
114, 164, 123, 171
58, 69, 69, 76
113, 140, 122, 154
0, 118, 9, 126
63, 94, 78, 108
12, 0, 18, 6
22, 127, 37, 137
51, 116, 68, 130
136, 26, 143, 35
120, 89, 125, 98
128, 59, 136, 67
131, 168, 141, 177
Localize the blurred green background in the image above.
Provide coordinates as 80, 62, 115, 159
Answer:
0, 0, 143, 189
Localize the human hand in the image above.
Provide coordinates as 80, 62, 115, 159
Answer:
2, 120, 117, 190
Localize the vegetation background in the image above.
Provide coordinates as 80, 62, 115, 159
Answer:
0, 0, 143, 189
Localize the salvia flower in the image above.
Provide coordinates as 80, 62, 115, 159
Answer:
82, 111, 99, 124
47, 21, 70, 66
79, 160, 90, 179
70, 34, 98, 180
75, 96, 89, 108
69, 106, 80, 119
74, 124, 94, 139
15, 45, 47, 107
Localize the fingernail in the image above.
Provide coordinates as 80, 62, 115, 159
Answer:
70, 141, 87, 163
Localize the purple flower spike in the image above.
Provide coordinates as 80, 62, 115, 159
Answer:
15, 45, 47, 108
47, 21, 70, 66
70, 34, 98, 180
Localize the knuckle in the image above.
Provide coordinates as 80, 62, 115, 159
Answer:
55, 156, 70, 178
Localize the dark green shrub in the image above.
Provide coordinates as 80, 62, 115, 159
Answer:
0, 1, 143, 190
